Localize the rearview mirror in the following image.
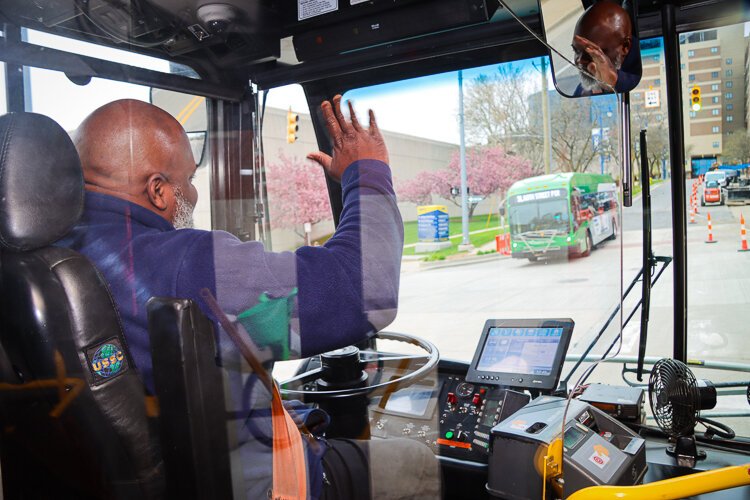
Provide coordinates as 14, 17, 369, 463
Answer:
150, 88, 208, 165
539, 0, 642, 98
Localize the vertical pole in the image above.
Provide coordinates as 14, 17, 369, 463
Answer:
458, 70, 470, 247
662, 1, 688, 363
4, 24, 26, 113
599, 110, 604, 175
540, 57, 552, 175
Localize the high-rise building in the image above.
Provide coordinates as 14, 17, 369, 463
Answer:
628, 24, 747, 176
679, 24, 746, 173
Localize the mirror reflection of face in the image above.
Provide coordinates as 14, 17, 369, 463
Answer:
572, 1, 632, 94
540, 0, 642, 97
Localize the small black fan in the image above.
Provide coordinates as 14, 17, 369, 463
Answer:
649, 358, 728, 468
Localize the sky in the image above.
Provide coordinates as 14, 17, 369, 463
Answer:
265, 60, 547, 145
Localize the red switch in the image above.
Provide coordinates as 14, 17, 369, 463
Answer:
479, 388, 487, 396
447, 392, 457, 405
472, 394, 482, 406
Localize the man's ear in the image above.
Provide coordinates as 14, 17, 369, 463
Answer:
621, 36, 632, 57
146, 173, 170, 212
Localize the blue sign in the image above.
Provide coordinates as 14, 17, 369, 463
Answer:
417, 205, 449, 242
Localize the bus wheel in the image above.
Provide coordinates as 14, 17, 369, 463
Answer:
527, 255, 538, 262
581, 231, 593, 257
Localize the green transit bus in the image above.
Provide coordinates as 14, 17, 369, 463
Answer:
506, 173, 618, 261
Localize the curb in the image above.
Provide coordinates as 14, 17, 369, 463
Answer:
419, 252, 511, 270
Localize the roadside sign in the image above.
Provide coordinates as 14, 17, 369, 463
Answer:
645, 89, 660, 109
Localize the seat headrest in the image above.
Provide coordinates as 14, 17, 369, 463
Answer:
0, 112, 84, 252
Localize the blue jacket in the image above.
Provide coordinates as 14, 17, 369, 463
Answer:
57, 159, 403, 498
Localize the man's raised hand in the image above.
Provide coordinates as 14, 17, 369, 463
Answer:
574, 35, 618, 88
307, 95, 388, 182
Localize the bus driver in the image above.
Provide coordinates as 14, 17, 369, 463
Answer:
57, 96, 439, 499
572, 1, 636, 95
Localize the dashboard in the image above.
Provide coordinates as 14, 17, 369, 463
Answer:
287, 318, 750, 499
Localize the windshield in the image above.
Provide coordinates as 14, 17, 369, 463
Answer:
339, 58, 626, 378
509, 196, 570, 234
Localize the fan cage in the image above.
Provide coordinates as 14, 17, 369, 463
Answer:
649, 358, 700, 437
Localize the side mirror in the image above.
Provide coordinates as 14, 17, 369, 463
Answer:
150, 88, 208, 165
539, 0, 642, 98
498, 206, 506, 217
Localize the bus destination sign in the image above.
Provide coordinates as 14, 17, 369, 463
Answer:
513, 189, 564, 204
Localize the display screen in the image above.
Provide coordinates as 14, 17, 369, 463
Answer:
564, 426, 586, 449
382, 385, 435, 416
476, 327, 563, 376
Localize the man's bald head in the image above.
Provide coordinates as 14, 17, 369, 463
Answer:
574, 1, 632, 65
75, 99, 198, 226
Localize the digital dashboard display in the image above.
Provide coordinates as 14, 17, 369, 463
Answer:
382, 385, 435, 417
476, 327, 563, 376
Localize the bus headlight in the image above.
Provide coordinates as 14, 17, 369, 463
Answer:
566, 237, 571, 242
512, 242, 517, 248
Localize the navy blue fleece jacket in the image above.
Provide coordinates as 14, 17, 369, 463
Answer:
56, 159, 403, 393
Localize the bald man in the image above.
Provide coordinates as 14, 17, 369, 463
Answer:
572, 1, 639, 95
57, 98, 439, 499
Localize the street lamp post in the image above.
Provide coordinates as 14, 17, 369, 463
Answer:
458, 70, 471, 250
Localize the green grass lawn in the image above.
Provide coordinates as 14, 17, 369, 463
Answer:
403, 214, 500, 246
404, 213, 506, 259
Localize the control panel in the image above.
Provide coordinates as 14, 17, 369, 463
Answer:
369, 364, 529, 463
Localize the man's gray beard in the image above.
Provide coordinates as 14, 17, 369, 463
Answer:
173, 187, 195, 229
579, 53, 624, 92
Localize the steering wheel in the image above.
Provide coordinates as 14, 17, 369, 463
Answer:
279, 331, 439, 400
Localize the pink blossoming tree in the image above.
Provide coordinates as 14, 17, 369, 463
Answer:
397, 147, 533, 218
266, 153, 333, 238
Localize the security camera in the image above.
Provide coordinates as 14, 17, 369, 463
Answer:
196, 3, 238, 34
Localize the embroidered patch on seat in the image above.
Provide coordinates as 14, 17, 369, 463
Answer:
84, 337, 129, 384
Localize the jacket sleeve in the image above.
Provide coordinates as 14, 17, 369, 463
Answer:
176, 160, 404, 359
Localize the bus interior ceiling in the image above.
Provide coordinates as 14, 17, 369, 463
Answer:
1, 1, 750, 499
0, 1, 746, 96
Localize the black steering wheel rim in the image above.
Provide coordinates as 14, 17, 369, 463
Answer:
279, 331, 439, 399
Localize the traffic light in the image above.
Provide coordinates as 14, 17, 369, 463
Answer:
286, 108, 299, 144
690, 85, 701, 112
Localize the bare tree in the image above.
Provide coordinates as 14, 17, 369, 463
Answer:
629, 107, 671, 180
464, 60, 617, 175
551, 99, 602, 173
722, 129, 750, 166
463, 64, 545, 173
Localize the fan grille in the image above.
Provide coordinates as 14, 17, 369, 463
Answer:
649, 359, 700, 437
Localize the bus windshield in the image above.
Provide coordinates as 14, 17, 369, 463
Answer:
509, 195, 570, 235
337, 57, 626, 369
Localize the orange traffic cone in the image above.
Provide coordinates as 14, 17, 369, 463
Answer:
740, 213, 749, 252
706, 212, 717, 243
694, 194, 699, 214
689, 206, 696, 224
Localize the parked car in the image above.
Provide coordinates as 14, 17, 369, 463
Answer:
702, 180, 723, 206
704, 170, 728, 187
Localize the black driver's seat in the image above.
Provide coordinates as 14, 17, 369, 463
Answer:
0, 112, 164, 498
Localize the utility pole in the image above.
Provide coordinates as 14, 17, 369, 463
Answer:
458, 70, 472, 250
540, 58, 552, 175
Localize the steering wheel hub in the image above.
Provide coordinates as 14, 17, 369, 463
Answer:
317, 346, 368, 389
